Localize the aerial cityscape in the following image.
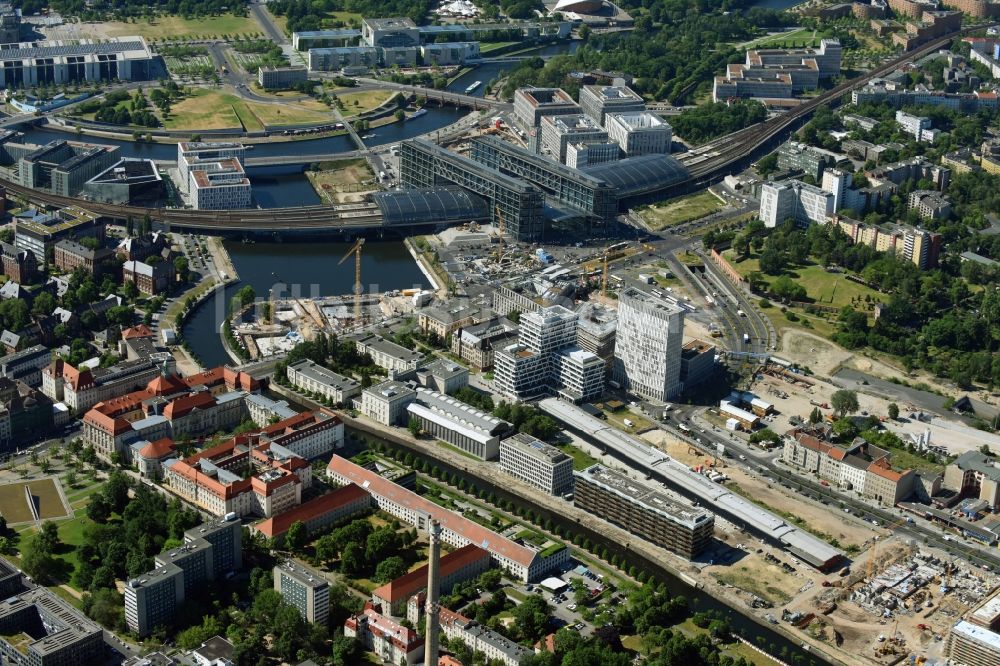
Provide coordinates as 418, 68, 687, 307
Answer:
0, 0, 995, 664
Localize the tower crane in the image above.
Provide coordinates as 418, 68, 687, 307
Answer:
338, 238, 365, 327
492, 205, 506, 264
601, 250, 609, 297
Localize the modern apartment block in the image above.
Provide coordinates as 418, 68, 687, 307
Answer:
538, 113, 609, 163
579, 85, 645, 124
612, 287, 685, 402
361, 380, 417, 425
758, 179, 835, 227
405, 387, 510, 460
286, 359, 362, 405
512, 87, 580, 129
895, 110, 939, 143
832, 217, 942, 268
0, 587, 104, 666
604, 112, 672, 156
908, 190, 951, 220
274, 560, 330, 625
574, 464, 715, 559
499, 432, 573, 495
494, 305, 605, 403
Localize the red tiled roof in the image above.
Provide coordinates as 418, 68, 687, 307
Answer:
162, 391, 216, 419
328, 456, 537, 568
371, 544, 489, 603
253, 484, 370, 538
146, 374, 187, 396
122, 324, 154, 340
138, 438, 176, 459
868, 459, 907, 481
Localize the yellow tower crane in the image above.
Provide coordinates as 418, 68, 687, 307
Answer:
493, 205, 506, 263
338, 238, 365, 327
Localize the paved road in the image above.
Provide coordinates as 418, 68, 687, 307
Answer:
250, 0, 288, 45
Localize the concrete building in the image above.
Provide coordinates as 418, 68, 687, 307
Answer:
12, 205, 104, 260
948, 620, 1000, 666
379, 45, 418, 67
512, 87, 580, 129
345, 606, 424, 665
908, 190, 951, 220
538, 113, 608, 163
574, 464, 714, 559
420, 42, 479, 66
0, 345, 50, 387
612, 287, 685, 402
258, 65, 307, 90
252, 482, 372, 544
176, 142, 246, 193
274, 560, 330, 625
565, 140, 620, 168
679, 339, 716, 391
866, 157, 950, 190
83, 158, 164, 205
759, 179, 835, 227
188, 158, 251, 210
405, 387, 510, 460
347, 332, 423, 375
499, 432, 573, 495
714, 39, 842, 102
832, 217, 942, 268
777, 142, 838, 181
944, 451, 1000, 511
362, 17, 420, 48
371, 544, 490, 617
0, 3, 19, 44
361, 380, 417, 426
579, 85, 645, 125
125, 563, 185, 637
895, 109, 939, 142
604, 111, 672, 156
0, 587, 104, 666
307, 46, 379, 72
415, 358, 469, 394
575, 302, 616, 376
494, 305, 605, 403
328, 455, 568, 582
0, 37, 153, 87
286, 359, 362, 405
17, 140, 119, 197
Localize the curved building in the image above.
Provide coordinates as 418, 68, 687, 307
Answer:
554, 0, 606, 13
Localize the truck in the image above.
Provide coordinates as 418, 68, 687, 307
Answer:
742, 333, 750, 344
678, 424, 691, 434
638, 274, 654, 284
623, 419, 634, 428
737, 309, 746, 317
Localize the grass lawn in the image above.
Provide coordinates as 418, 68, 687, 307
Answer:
747, 27, 828, 49
555, 442, 600, 471
712, 568, 792, 605
163, 89, 243, 130
27, 479, 71, 520
435, 440, 480, 461
881, 448, 946, 475
0, 481, 35, 523
641, 191, 725, 230
99, 14, 262, 40
337, 90, 396, 116
479, 41, 519, 54
603, 409, 656, 433
249, 99, 332, 126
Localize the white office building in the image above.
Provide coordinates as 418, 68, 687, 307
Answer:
758, 180, 835, 227
188, 158, 251, 210
538, 113, 608, 163
604, 112, 672, 156
565, 141, 620, 168
177, 142, 246, 192
405, 387, 510, 460
499, 432, 573, 495
612, 287, 685, 402
308, 46, 379, 72
361, 380, 416, 426
579, 85, 645, 124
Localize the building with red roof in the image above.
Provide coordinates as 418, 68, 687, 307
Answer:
372, 544, 489, 616
252, 483, 372, 544
345, 604, 424, 666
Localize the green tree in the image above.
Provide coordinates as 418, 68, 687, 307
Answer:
512, 595, 550, 642
373, 556, 409, 583
407, 417, 421, 437
887, 403, 899, 420
285, 520, 308, 551
831, 389, 860, 419
809, 406, 823, 424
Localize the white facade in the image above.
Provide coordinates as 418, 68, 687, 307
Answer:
565, 141, 620, 168
499, 432, 573, 495
579, 85, 645, 124
612, 287, 685, 402
759, 180, 835, 227
0, 37, 154, 87
538, 113, 608, 163
895, 110, 936, 142
287, 359, 362, 404
604, 112, 672, 156
177, 142, 245, 192
361, 380, 416, 425
188, 159, 251, 210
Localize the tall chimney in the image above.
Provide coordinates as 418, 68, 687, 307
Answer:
423, 520, 442, 666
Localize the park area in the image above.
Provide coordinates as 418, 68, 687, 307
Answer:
92, 14, 264, 40
163, 89, 332, 131
337, 90, 397, 117
0, 478, 71, 525
640, 191, 725, 230
743, 27, 831, 49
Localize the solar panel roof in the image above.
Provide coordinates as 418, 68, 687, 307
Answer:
0, 39, 145, 60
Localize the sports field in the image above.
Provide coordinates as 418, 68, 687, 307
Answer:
0, 478, 71, 524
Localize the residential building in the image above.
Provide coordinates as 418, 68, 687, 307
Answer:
512, 87, 580, 129
42, 354, 176, 413
574, 302, 617, 375
908, 190, 952, 220
154, 537, 214, 597
866, 157, 950, 190
0, 242, 37, 284
258, 65, 307, 90
832, 218, 942, 268
286, 359, 362, 405
347, 332, 422, 376
406, 386, 510, 459
0, 587, 104, 666
538, 113, 609, 163
895, 109, 939, 142
679, 339, 717, 391
13, 205, 104, 259
499, 432, 573, 495
943, 451, 1000, 511
274, 560, 330, 625
328, 455, 569, 581
0, 345, 50, 387
371, 544, 490, 616
450, 317, 519, 370
947, 620, 1000, 666
252, 482, 372, 544
123, 258, 174, 295
759, 179, 835, 227
494, 305, 605, 403
574, 464, 714, 559
0, 36, 153, 87
612, 287, 685, 402
188, 158, 251, 210
776, 142, 838, 181
579, 85, 645, 125
345, 606, 424, 665
424, 605, 532, 665
361, 380, 417, 425
415, 358, 469, 394
53, 238, 113, 276
604, 111, 672, 156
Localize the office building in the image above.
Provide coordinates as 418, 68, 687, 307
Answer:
184, 517, 243, 577
415, 358, 469, 394
574, 464, 714, 558
0, 587, 104, 666
417, 303, 489, 339
538, 113, 609, 163
125, 563, 185, 637
362, 17, 420, 48
714, 39, 841, 101
0, 3, 19, 43
274, 560, 330, 625
12, 205, 104, 260
345, 606, 424, 665
612, 287, 685, 402
346, 332, 423, 376
579, 85, 645, 124
154, 538, 214, 597
494, 305, 605, 403
399, 138, 545, 241
419, 42, 479, 66
83, 158, 164, 205
252, 483, 372, 544
679, 339, 716, 391
176, 142, 246, 193
53, 238, 113, 276
258, 65, 307, 90
604, 112, 671, 156
0, 345, 49, 387
565, 140, 620, 168
17, 140, 118, 197
450, 317, 519, 370
307, 46, 378, 72
361, 380, 417, 425
328, 455, 568, 581
42, 354, 175, 413
286, 359, 362, 405
759, 179, 835, 227
574, 302, 617, 371
948, 620, 1000, 666
499, 432, 573, 495
188, 158, 251, 210
513, 87, 580, 129
371, 544, 490, 616
246, 393, 296, 427
293, 29, 362, 50
0, 37, 154, 87
123, 258, 175, 295
405, 386, 511, 460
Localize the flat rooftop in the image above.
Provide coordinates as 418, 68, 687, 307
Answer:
608, 111, 670, 130
578, 464, 712, 529
519, 87, 577, 107
543, 113, 605, 134
584, 85, 643, 102
0, 37, 150, 60
364, 17, 417, 29
502, 432, 570, 464
275, 559, 328, 588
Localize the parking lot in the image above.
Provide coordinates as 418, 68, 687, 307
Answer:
508, 562, 621, 636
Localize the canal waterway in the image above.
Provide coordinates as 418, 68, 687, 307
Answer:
182, 240, 426, 367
